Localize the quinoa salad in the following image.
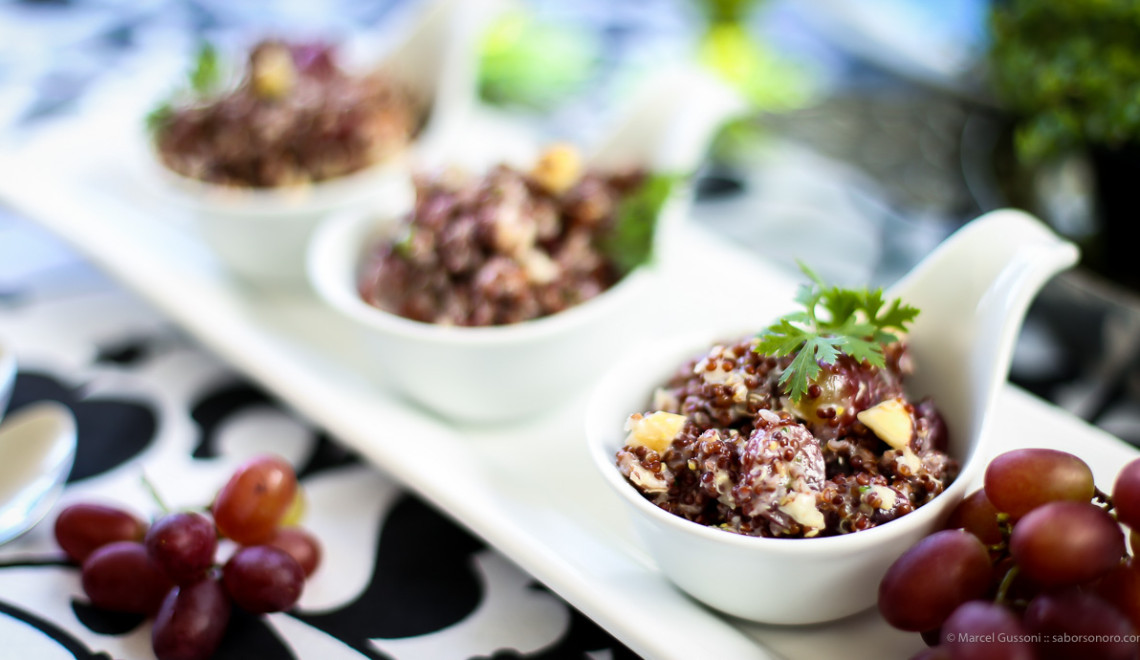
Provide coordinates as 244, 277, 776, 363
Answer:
616, 336, 959, 538
152, 40, 422, 188
358, 145, 651, 326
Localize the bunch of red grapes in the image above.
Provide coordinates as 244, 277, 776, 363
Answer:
879, 448, 1140, 660
53, 455, 321, 660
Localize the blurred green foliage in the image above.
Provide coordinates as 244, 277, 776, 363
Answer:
700, 0, 759, 22
990, 0, 1140, 162
698, 19, 817, 165
477, 9, 598, 110
698, 22, 814, 113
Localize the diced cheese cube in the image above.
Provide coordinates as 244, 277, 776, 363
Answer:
857, 398, 914, 451
624, 411, 687, 454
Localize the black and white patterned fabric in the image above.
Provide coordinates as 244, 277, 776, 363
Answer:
0, 210, 639, 659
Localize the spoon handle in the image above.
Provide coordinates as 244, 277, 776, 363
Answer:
386, 0, 488, 163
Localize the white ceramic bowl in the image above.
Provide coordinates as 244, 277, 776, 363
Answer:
307, 199, 664, 423
154, 164, 418, 286
145, 0, 477, 286
585, 209, 1080, 624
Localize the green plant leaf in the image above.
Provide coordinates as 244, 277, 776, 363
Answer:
989, 0, 1140, 161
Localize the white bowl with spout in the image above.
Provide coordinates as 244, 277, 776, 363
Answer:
145, 0, 480, 287
585, 209, 1080, 624
308, 66, 746, 423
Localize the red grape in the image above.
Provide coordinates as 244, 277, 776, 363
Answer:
944, 489, 1003, 546
1097, 559, 1140, 631
223, 545, 304, 614
1114, 458, 1140, 530
81, 541, 172, 615
878, 530, 993, 631
54, 503, 147, 563
145, 512, 217, 585
942, 601, 1034, 660
152, 578, 231, 660
212, 455, 297, 545
1024, 590, 1138, 660
983, 449, 1094, 518
58, 458, 319, 660
1009, 501, 1124, 586
920, 628, 943, 647
266, 527, 321, 577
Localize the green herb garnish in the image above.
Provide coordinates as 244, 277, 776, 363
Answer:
755, 262, 919, 403
146, 42, 221, 135
189, 42, 221, 95
145, 101, 174, 134
600, 173, 681, 276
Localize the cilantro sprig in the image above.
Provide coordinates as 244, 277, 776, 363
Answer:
756, 262, 919, 403
599, 172, 682, 276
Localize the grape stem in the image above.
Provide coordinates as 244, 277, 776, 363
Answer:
990, 514, 1013, 560
140, 471, 171, 515
1094, 486, 1115, 513
994, 564, 1020, 605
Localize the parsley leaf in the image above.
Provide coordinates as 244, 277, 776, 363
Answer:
599, 173, 682, 276
755, 261, 920, 403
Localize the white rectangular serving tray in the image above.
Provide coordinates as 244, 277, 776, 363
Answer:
2, 97, 1137, 660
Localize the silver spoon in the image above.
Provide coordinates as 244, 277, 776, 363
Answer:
0, 402, 77, 545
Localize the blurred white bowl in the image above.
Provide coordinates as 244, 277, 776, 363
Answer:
308, 206, 661, 423
306, 66, 746, 422
146, 0, 478, 286
585, 209, 1079, 624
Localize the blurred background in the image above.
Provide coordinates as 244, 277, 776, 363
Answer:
3, 1, 1140, 658
2, 1, 1139, 452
